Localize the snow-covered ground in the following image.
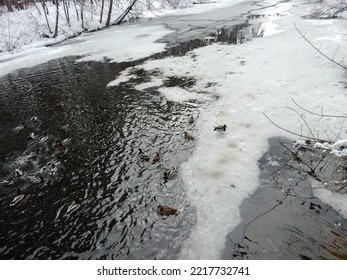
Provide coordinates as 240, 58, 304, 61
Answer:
1, 0, 347, 259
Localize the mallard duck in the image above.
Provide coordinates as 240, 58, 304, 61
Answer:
188, 115, 195, 124
152, 152, 161, 164
28, 132, 36, 141
52, 101, 63, 109
66, 198, 83, 216
13, 121, 26, 132
214, 124, 227, 132
32, 176, 45, 184
10, 189, 26, 206
50, 163, 59, 175
39, 133, 49, 143
158, 205, 180, 216
14, 169, 23, 177
17, 149, 39, 161
0, 179, 13, 187
184, 132, 194, 141
60, 123, 69, 132
139, 148, 150, 161
164, 166, 176, 180
59, 138, 71, 146
55, 144, 66, 157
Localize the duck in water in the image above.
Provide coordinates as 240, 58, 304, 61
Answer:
10, 189, 26, 206
139, 148, 150, 161
151, 152, 161, 164
66, 198, 83, 216
158, 205, 180, 216
13, 121, 26, 132
164, 166, 176, 181
184, 132, 194, 141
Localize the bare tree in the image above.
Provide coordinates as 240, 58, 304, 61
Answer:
4, 0, 14, 12
105, 0, 113, 27
99, 0, 105, 23
53, 0, 60, 38
41, 0, 52, 35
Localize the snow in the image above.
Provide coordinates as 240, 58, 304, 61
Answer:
1, 0, 347, 259
312, 181, 347, 219
158, 87, 209, 102
0, 24, 172, 77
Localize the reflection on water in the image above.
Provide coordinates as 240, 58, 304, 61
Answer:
223, 137, 347, 260
0, 56, 197, 259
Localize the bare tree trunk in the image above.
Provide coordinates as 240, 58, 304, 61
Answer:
53, 0, 60, 38
105, 0, 113, 27
99, 0, 104, 23
73, 0, 79, 21
81, 1, 85, 30
4, 0, 14, 11
63, 0, 70, 26
41, 0, 52, 34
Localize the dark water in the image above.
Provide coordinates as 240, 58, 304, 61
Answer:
0, 56, 199, 259
223, 137, 347, 260
0, 9, 261, 259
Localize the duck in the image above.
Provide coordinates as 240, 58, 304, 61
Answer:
39, 133, 49, 143
27, 132, 36, 141
55, 144, 66, 157
66, 198, 83, 216
32, 176, 45, 184
184, 131, 195, 141
188, 115, 195, 124
10, 189, 26, 206
50, 162, 60, 175
13, 121, 26, 132
52, 101, 63, 109
0, 179, 13, 187
31, 116, 38, 122
14, 168, 23, 177
139, 148, 150, 161
59, 138, 71, 146
60, 123, 69, 132
158, 205, 180, 216
164, 166, 176, 180
152, 152, 161, 164
214, 124, 227, 132
17, 149, 39, 161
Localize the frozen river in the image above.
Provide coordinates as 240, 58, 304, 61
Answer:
0, 0, 346, 259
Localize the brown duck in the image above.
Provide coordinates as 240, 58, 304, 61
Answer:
52, 101, 63, 109
184, 132, 194, 141
164, 166, 176, 180
60, 123, 69, 132
158, 205, 180, 216
152, 152, 161, 164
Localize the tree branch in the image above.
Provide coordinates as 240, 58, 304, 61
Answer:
294, 23, 347, 70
